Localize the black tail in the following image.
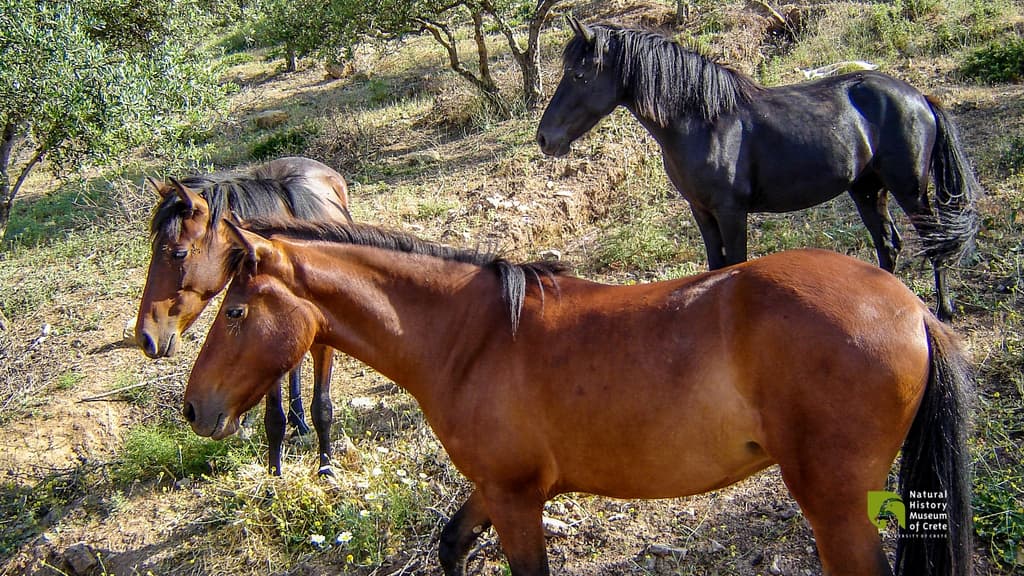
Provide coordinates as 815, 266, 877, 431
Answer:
923, 96, 982, 264
895, 317, 973, 576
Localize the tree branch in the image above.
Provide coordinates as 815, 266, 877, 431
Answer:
471, 9, 494, 87
479, 0, 525, 61
9, 147, 46, 204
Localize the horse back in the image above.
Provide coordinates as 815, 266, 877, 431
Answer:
255, 157, 351, 221
467, 250, 930, 500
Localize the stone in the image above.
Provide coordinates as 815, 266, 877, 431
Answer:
63, 542, 97, 575
253, 110, 289, 129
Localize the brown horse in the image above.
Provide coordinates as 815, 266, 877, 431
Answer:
137, 157, 351, 476
184, 219, 972, 576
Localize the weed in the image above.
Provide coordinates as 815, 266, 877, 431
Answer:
249, 123, 319, 161
415, 198, 458, 221
960, 37, 1024, 83
996, 132, 1024, 175
206, 442, 440, 570
114, 423, 244, 484
54, 371, 85, 391
0, 464, 96, 558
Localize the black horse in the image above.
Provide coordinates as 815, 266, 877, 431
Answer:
537, 19, 981, 320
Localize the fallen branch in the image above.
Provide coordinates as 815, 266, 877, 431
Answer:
78, 372, 183, 402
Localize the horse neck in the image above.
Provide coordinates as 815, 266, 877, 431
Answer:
286, 242, 497, 395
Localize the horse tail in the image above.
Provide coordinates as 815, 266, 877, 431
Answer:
895, 316, 973, 576
924, 95, 982, 264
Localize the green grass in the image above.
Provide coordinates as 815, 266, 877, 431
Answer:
2, 1, 1024, 573
249, 122, 319, 160
54, 371, 85, 391
114, 423, 249, 485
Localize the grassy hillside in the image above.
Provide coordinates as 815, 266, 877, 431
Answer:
1, 1, 1022, 574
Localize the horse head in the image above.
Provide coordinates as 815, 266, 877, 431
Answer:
182, 222, 316, 439
135, 177, 236, 358
536, 18, 624, 157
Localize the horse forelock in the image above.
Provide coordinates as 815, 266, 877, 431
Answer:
571, 24, 760, 125
239, 218, 570, 334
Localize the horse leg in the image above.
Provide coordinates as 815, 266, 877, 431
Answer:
890, 188, 955, 320
690, 206, 728, 269
286, 355, 311, 437
715, 209, 748, 266
778, 460, 893, 575
439, 490, 492, 576
850, 182, 902, 272
265, 380, 286, 476
482, 487, 549, 576
931, 260, 953, 322
309, 344, 337, 476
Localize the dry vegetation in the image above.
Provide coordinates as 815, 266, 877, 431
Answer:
1, 1, 1022, 575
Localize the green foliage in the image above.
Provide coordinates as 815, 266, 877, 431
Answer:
854, 1, 925, 58
114, 423, 242, 484
974, 467, 1024, 567
249, 123, 318, 160
0, 0, 226, 171
252, 0, 362, 64
996, 132, 1024, 175
960, 37, 1024, 83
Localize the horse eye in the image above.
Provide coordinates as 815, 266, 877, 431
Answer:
573, 70, 586, 80
171, 249, 188, 260
225, 307, 246, 320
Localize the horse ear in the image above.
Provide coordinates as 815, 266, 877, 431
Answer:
566, 15, 594, 44
224, 220, 274, 269
168, 177, 205, 214
146, 177, 170, 199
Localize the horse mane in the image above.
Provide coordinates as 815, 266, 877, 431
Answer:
239, 218, 570, 335
149, 165, 351, 241
565, 23, 762, 125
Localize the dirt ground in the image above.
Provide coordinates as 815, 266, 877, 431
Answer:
2, 2, 1022, 575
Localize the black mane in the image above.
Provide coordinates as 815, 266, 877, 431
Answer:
564, 24, 761, 125
150, 168, 351, 241
241, 218, 570, 335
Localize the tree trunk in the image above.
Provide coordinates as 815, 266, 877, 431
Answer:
418, 16, 510, 118
285, 46, 297, 72
676, 0, 690, 23
0, 122, 17, 244
0, 194, 11, 244
0, 121, 45, 244
481, 0, 561, 110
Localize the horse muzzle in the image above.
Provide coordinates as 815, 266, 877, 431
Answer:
183, 399, 238, 440
137, 329, 181, 359
536, 130, 572, 158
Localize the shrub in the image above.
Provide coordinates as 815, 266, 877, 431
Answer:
960, 37, 1024, 83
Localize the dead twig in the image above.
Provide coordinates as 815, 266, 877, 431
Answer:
78, 372, 183, 402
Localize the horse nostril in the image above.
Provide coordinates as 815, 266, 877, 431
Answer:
536, 132, 547, 149
183, 401, 197, 423
138, 332, 158, 358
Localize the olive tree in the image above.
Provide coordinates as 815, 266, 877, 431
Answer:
0, 0, 226, 242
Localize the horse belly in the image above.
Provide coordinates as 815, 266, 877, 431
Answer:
545, 363, 773, 500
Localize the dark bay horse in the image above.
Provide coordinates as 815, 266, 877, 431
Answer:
183, 218, 972, 576
536, 19, 982, 321
136, 156, 352, 475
